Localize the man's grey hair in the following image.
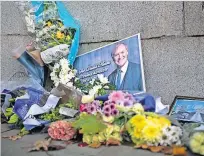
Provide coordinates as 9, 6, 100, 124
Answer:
111, 43, 128, 58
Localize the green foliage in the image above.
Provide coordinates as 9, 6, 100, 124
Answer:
18, 127, 30, 137
73, 113, 107, 135
40, 107, 64, 122
8, 114, 19, 124
40, 99, 77, 121
5, 107, 13, 117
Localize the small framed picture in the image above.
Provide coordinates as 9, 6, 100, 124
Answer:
74, 33, 146, 93
168, 96, 204, 123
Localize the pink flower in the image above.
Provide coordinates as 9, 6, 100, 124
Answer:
123, 99, 133, 107
108, 91, 125, 102
48, 120, 76, 140
80, 104, 86, 112
124, 93, 135, 102
103, 105, 111, 113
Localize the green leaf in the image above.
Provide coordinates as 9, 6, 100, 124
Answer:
8, 114, 19, 124
73, 114, 107, 135
5, 107, 14, 117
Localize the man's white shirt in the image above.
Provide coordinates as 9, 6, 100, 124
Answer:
116, 61, 129, 86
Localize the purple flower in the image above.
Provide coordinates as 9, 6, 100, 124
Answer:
124, 93, 136, 102
103, 105, 111, 113
117, 100, 124, 106
123, 99, 133, 107
104, 112, 110, 117
111, 109, 119, 116
92, 100, 100, 106
90, 105, 96, 112
110, 103, 115, 110
83, 108, 88, 112
104, 101, 110, 106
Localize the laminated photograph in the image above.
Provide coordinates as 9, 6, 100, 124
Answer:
169, 96, 204, 123
74, 33, 146, 93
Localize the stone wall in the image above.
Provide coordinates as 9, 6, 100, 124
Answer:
1, 2, 204, 104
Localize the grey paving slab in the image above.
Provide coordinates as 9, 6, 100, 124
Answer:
1, 124, 13, 133
65, 1, 183, 42
1, 136, 195, 156
1, 138, 48, 156
184, 2, 204, 36
142, 37, 204, 105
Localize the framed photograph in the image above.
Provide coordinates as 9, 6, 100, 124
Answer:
168, 96, 204, 123
74, 33, 146, 93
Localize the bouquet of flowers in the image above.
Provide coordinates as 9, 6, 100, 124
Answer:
183, 123, 204, 155
126, 112, 183, 147
50, 58, 77, 87
16, 1, 80, 65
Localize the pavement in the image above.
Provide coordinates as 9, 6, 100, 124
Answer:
1, 124, 197, 156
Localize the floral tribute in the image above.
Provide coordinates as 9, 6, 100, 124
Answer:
126, 113, 183, 147
48, 120, 76, 141
50, 58, 77, 87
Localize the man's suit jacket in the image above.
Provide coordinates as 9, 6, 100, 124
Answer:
108, 62, 142, 91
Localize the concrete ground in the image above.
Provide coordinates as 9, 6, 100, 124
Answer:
1, 124, 196, 156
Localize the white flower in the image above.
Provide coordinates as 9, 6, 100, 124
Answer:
90, 79, 95, 85
50, 25, 56, 30
159, 126, 182, 146
54, 81, 59, 87
89, 85, 102, 96
36, 38, 40, 42
38, 30, 43, 37
60, 58, 69, 66
42, 27, 49, 34
66, 82, 73, 87
104, 86, 109, 89
97, 74, 109, 84
53, 63, 60, 70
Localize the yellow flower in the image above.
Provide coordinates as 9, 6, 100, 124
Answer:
47, 21, 52, 27
66, 35, 71, 41
56, 31, 65, 39
130, 114, 146, 130
142, 124, 161, 142
146, 116, 159, 125
131, 103, 144, 114
102, 115, 114, 123
133, 128, 142, 139
158, 116, 171, 128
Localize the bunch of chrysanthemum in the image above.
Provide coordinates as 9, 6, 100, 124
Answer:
126, 113, 183, 146
48, 120, 76, 140
80, 100, 101, 115
159, 126, 183, 146
189, 131, 204, 155
50, 58, 77, 87
83, 124, 122, 145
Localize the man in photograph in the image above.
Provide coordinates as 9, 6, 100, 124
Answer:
108, 43, 142, 91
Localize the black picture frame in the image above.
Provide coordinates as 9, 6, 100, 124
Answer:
168, 96, 204, 123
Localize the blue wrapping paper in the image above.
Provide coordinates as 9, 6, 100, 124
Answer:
3, 87, 60, 131
95, 93, 156, 112
17, 51, 44, 86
